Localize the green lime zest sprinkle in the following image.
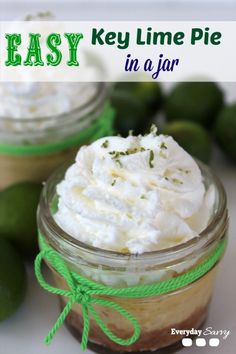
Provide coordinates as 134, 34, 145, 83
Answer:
109, 146, 156, 169
160, 142, 167, 150
101, 140, 109, 148
109, 147, 146, 158
116, 159, 122, 168
178, 168, 191, 174
149, 150, 154, 168
111, 179, 116, 186
109, 151, 123, 167
172, 178, 183, 185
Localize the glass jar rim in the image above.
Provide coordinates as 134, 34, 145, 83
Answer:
0, 82, 108, 124
39, 159, 228, 263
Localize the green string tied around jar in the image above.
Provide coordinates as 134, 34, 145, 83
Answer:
35, 234, 226, 351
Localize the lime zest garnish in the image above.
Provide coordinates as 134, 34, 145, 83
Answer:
178, 168, 191, 174
111, 179, 116, 186
172, 178, 183, 185
160, 142, 167, 150
149, 150, 154, 168
115, 159, 123, 168
101, 140, 109, 148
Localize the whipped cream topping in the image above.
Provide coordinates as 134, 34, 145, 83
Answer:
55, 128, 215, 254
0, 82, 96, 120
0, 82, 97, 137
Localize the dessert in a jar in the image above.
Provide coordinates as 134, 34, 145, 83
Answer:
37, 127, 228, 353
0, 82, 112, 189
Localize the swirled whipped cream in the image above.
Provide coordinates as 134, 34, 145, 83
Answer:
0, 82, 97, 137
0, 82, 96, 120
55, 127, 215, 254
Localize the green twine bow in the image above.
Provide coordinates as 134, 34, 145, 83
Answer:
35, 235, 226, 350
0, 101, 115, 156
35, 236, 140, 350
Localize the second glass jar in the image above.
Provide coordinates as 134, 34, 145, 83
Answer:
0, 82, 111, 189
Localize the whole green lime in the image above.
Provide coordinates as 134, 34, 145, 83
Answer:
0, 238, 26, 321
114, 82, 163, 116
111, 90, 148, 136
0, 182, 42, 258
214, 103, 236, 162
162, 121, 212, 163
165, 82, 224, 127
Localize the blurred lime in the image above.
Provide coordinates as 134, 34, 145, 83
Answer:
0, 238, 26, 321
165, 82, 224, 127
214, 103, 236, 162
162, 121, 211, 163
114, 82, 163, 116
0, 182, 42, 258
111, 90, 148, 136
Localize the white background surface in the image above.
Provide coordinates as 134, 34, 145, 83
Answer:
1, 1, 236, 21
0, 1, 235, 354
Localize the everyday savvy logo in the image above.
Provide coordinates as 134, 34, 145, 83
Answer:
171, 327, 231, 348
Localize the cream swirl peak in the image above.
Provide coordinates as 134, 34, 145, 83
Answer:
55, 127, 215, 254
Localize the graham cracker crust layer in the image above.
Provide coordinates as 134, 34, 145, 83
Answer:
60, 299, 210, 353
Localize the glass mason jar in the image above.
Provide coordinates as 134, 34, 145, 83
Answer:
0, 83, 111, 189
37, 161, 228, 353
